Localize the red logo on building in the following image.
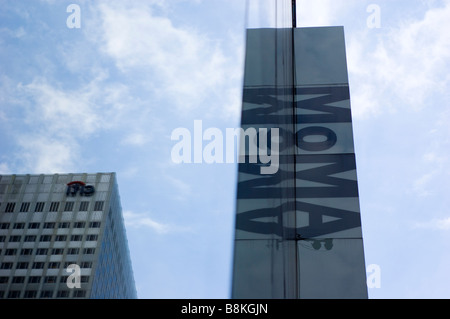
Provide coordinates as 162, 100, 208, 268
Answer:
66, 181, 95, 197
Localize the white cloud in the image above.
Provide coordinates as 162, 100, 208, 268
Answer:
166, 175, 192, 201
347, 1, 450, 118
16, 135, 79, 174
123, 210, 191, 234
93, 1, 241, 115
7, 73, 139, 173
0, 162, 11, 174
413, 217, 450, 231
121, 132, 150, 146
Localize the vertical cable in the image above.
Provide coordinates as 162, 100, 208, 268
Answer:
291, 0, 299, 299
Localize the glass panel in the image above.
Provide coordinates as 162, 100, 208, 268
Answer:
0, 176, 12, 184
86, 174, 97, 183
297, 238, 367, 298
294, 27, 349, 86
232, 25, 367, 299
25, 184, 38, 193
232, 239, 296, 298
28, 176, 39, 184
43, 176, 54, 184
100, 174, 111, 183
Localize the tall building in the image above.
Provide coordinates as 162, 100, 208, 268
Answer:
0, 172, 137, 299
231, 26, 368, 298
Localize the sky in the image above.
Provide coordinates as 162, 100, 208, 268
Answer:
1, 0, 449, 299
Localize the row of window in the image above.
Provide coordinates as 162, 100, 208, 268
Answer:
0, 247, 95, 256
0, 221, 101, 230
0, 289, 87, 298
2, 201, 104, 213
0, 261, 93, 270
0, 275, 89, 284
0, 234, 99, 243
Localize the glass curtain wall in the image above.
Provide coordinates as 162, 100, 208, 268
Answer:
231, 0, 367, 299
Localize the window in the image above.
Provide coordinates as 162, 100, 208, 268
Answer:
51, 248, 64, 255
36, 248, 48, 255
48, 262, 60, 269
83, 248, 95, 254
5, 202, 16, 213
81, 276, 89, 283
13, 223, 25, 229
0, 277, 9, 283
63, 262, 74, 268
71, 235, 82, 241
28, 222, 40, 229
9, 235, 21, 242
20, 202, 30, 212
44, 276, 57, 283
94, 201, 104, 211
12, 276, 25, 283
5, 249, 17, 256
40, 290, 53, 298
49, 202, 60, 212
55, 235, 67, 241
0, 223, 10, 229
64, 201, 74, 211
7, 290, 21, 298
57, 290, 70, 298
28, 276, 41, 284
32, 262, 45, 269
43, 222, 55, 228
24, 235, 37, 242
58, 222, 70, 228
24, 290, 37, 298
67, 248, 79, 255
79, 201, 89, 211
16, 262, 29, 269
0, 236, 5, 242
39, 235, 52, 242
60, 276, 68, 283
0, 262, 13, 269
73, 290, 86, 298
86, 234, 98, 241
80, 262, 92, 268
74, 222, 85, 228
20, 249, 33, 256
34, 202, 45, 212
89, 221, 101, 228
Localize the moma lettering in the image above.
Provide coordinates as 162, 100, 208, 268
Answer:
235, 86, 361, 238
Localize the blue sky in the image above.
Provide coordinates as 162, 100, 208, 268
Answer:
1, 0, 450, 299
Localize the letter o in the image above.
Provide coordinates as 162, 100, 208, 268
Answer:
296, 126, 337, 151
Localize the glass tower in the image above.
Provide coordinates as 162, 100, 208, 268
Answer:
0, 172, 137, 299
231, 26, 368, 298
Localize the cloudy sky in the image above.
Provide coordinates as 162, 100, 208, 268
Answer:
1, 0, 450, 299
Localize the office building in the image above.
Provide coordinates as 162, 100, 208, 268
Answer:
0, 172, 137, 299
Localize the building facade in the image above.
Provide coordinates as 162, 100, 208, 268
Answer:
0, 172, 137, 299
231, 27, 368, 298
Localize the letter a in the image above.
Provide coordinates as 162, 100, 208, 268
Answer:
66, 264, 81, 288
366, 4, 381, 29
171, 128, 192, 163
66, 4, 81, 29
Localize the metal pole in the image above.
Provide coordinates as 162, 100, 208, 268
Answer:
292, 0, 297, 28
